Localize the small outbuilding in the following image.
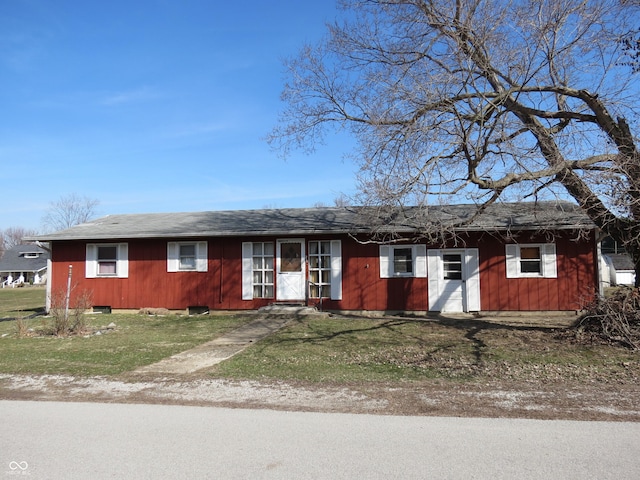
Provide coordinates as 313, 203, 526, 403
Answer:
602, 253, 636, 287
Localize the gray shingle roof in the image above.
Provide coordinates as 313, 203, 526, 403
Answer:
605, 253, 635, 271
0, 244, 49, 273
28, 201, 594, 242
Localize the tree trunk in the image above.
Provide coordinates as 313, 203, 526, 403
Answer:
632, 249, 640, 289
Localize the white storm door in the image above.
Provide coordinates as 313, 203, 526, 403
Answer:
439, 251, 465, 312
276, 239, 306, 301
428, 249, 480, 312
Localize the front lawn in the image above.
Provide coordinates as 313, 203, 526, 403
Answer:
0, 284, 637, 387
208, 316, 640, 385
0, 313, 255, 376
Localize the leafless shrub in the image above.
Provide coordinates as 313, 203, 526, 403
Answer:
575, 288, 640, 350
48, 289, 71, 336
15, 316, 28, 338
71, 290, 93, 335
48, 287, 93, 336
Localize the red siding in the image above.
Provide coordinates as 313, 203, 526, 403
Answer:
49, 231, 597, 312
319, 240, 428, 311
50, 239, 265, 311
477, 232, 597, 311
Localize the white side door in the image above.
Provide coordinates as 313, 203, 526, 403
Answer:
428, 249, 480, 312
276, 239, 306, 301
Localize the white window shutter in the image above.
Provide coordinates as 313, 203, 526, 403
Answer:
505, 244, 519, 278
330, 240, 342, 300
379, 245, 391, 278
86, 244, 97, 278
427, 249, 441, 311
542, 243, 557, 278
415, 244, 427, 278
241, 242, 253, 300
167, 242, 179, 272
465, 248, 481, 311
117, 243, 129, 278
196, 241, 208, 272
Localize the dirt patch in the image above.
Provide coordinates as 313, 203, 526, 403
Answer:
1, 373, 639, 421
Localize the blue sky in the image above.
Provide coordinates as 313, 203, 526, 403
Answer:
0, 0, 357, 231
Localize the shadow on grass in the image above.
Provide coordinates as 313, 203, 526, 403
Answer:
260, 312, 570, 370
0, 308, 46, 323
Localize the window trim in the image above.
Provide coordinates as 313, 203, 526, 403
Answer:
167, 242, 208, 272
505, 243, 557, 279
86, 243, 129, 278
379, 244, 427, 278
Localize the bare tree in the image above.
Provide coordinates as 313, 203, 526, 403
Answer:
41, 193, 100, 232
333, 193, 352, 207
269, 0, 640, 285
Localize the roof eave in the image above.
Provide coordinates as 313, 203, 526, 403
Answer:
29, 224, 594, 242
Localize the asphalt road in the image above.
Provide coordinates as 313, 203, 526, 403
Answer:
1, 400, 639, 479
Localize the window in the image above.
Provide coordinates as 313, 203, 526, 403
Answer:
505, 244, 557, 278
97, 245, 118, 275
601, 236, 626, 254
245, 242, 274, 299
308, 240, 342, 300
86, 243, 128, 278
393, 248, 413, 275
167, 242, 207, 272
309, 241, 331, 298
442, 254, 463, 280
280, 242, 302, 272
179, 244, 196, 270
379, 245, 427, 278
519, 246, 541, 274
252, 242, 274, 298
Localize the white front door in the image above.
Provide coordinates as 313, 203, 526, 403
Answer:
276, 239, 306, 301
427, 249, 480, 312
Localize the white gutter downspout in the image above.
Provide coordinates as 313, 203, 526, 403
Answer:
46, 258, 52, 312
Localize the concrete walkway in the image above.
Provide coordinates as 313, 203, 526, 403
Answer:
133, 307, 319, 375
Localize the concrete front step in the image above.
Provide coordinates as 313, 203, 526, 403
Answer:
258, 305, 324, 315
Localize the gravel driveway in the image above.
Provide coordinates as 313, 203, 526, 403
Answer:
1, 373, 639, 422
